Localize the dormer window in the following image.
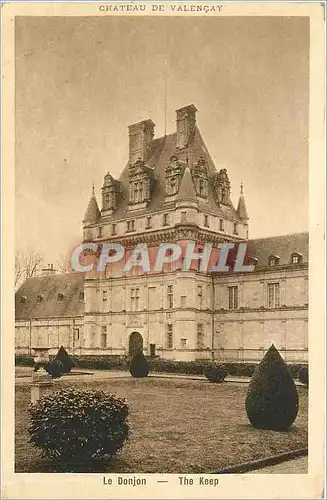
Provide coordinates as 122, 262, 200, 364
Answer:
248, 257, 259, 267
128, 159, 153, 208
57, 293, 64, 303
165, 156, 183, 197
268, 255, 280, 267
191, 158, 209, 199
291, 252, 302, 264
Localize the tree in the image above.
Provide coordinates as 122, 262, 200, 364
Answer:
129, 352, 149, 377
245, 344, 299, 430
15, 252, 44, 289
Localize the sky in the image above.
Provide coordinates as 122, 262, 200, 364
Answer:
15, 16, 309, 264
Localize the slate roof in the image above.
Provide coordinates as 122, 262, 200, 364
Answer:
237, 193, 248, 221
100, 127, 240, 221
246, 232, 309, 268
84, 192, 100, 224
176, 166, 197, 202
15, 272, 85, 320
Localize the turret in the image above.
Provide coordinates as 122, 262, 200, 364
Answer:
237, 182, 249, 221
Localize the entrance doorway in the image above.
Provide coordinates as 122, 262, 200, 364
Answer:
128, 331, 143, 356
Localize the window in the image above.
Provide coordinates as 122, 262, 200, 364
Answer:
146, 216, 152, 229
181, 211, 187, 223
166, 324, 173, 349
268, 283, 280, 308
131, 287, 140, 311
167, 285, 173, 309
233, 222, 238, 235
181, 295, 186, 308
228, 286, 238, 310
163, 213, 169, 226
20, 295, 27, 304
181, 338, 187, 348
98, 226, 103, 238
36, 294, 43, 303
197, 285, 203, 308
268, 256, 279, 267
219, 219, 224, 231
291, 253, 302, 264
102, 290, 107, 301
221, 188, 227, 204
126, 220, 135, 232
204, 214, 209, 227
112, 223, 117, 236
74, 328, 80, 341
197, 324, 204, 349
79, 292, 84, 301
57, 293, 64, 303
248, 257, 258, 267
100, 326, 107, 348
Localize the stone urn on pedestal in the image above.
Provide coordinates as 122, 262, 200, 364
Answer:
31, 347, 54, 404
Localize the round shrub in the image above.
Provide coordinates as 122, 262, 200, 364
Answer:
298, 366, 308, 386
204, 363, 228, 383
28, 388, 129, 462
245, 344, 298, 430
129, 352, 149, 377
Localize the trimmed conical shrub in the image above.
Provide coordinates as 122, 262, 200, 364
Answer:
245, 344, 299, 430
55, 346, 75, 374
129, 352, 149, 378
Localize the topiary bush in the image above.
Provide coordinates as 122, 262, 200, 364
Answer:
43, 359, 65, 379
245, 344, 299, 430
28, 388, 129, 462
204, 363, 228, 383
298, 366, 308, 386
129, 352, 149, 377
55, 346, 75, 373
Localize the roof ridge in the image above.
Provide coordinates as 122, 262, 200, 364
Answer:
248, 231, 309, 242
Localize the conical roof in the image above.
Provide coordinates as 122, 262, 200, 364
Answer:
176, 166, 197, 202
83, 187, 100, 224
237, 182, 249, 221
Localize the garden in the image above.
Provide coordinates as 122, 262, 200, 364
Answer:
15, 347, 308, 474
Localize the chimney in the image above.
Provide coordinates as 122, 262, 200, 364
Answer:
128, 119, 155, 164
176, 104, 197, 149
41, 264, 56, 276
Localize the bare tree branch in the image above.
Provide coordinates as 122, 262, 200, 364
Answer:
15, 252, 44, 290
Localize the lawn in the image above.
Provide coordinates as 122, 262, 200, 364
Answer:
15, 376, 308, 473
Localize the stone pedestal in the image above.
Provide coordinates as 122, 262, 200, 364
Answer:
31, 369, 54, 404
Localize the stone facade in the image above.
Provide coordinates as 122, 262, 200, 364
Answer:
15, 105, 308, 363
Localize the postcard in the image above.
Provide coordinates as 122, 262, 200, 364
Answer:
1, 1, 325, 498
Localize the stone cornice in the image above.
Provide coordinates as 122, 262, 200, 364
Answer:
88, 224, 244, 247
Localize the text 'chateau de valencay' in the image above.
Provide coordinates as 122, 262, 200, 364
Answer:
15, 105, 308, 363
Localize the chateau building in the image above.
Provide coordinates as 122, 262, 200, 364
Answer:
15, 105, 308, 363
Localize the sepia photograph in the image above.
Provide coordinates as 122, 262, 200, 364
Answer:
1, 2, 325, 499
